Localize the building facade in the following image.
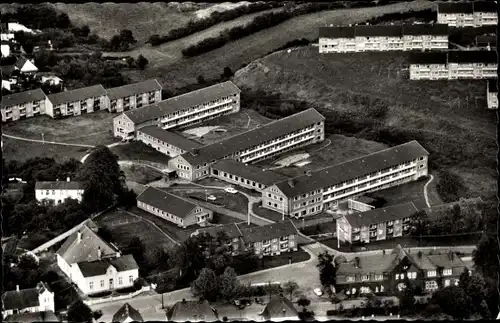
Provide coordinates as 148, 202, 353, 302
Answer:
437, 1, 498, 27
487, 79, 498, 109
112, 81, 241, 140
2, 283, 55, 318
168, 108, 325, 181
46, 84, 108, 118
35, 178, 84, 205
1, 89, 47, 122
136, 126, 202, 157
262, 141, 429, 218
319, 24, 449, 53
106, 79, 162, 113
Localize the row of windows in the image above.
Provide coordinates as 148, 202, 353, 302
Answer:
293, 197, 322, 209
292, 205, 322, 218
220, 172, 264, 189
146, 204, 183, 224
89, 275, 134, 290
2, 100, 43, 111
161, 103, 234, 127
161, 96, 236, 121
39, 189, 82, 196
243, 132, 317, 161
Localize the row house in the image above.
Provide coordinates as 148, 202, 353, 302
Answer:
336, 202, 419, 244
112, 81, 241, 140
487, 79, 498, 109
168, 108, 325, 181
46, 84, 108, 118
35, 177, 84, 205
106, 79, 162, 113
335, 245, 471, 297
2, 282, 54, 319
1, 88, 47, 122
437, 1, 498, 27
262, 141, 429, 218
56, 220, 139, 295
136, 186, 213, 228
209, 158, 289, 192
409, 51, 498, 80
318, 24, 449, 53
192, 220, 299, 257
136, 125, 202, 157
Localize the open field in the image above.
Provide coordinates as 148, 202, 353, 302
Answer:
233, 47, 497, 201
252, 202, 284, 223
2, 137, 90, 162
121, 164, 164, 185
367, 178, 430, 210
111, 141, 172, 164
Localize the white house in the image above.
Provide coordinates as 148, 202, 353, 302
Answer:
2, 282, 55, 318
40, 75, 63, 86
35, 178, 84, 205
14, 58, 38, 74
1, 42, 10, 57
8, 22, 37, 34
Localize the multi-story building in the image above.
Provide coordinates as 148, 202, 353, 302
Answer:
262, 141, 429, 218
136, 186, 213, 228
409, 51, 498, 80
2, 282, 55, 318
437, 1, 498, 27
487, 79, 498, 109
335, 245, 471, 296
193, 220, 299, 257
136, 126, 202, 158
106, 79, 162, 113
318, 24, 449, 53
1, 88, 47, 122
336, 202, 419, 244
112, 81, 241, 140
475, 35, 497, 50
209, 159, 289, 192
168, 108, 325, 181
46, 84, 108, 118
35, 178, 84, 205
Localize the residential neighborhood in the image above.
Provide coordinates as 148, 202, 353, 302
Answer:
1, 1, 498, 322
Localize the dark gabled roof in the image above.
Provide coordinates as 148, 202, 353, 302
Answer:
167, 299, 218, 322
137, 126, 202, 152
447, 50, 498, 63
355, 25, 402, 37
473, 1, 498, 12
239, 220, 298, 244
123, 81, 240, 124
319, 26, 355, 38
409, 52, 448, 64
274, 141, 429, 198
0, 65, 15, 77
438, 2, 473, 14
35, 181, 83, 190
261, 296, 298, 320
1, 88, 47, 108
14, 57, 35, 70
77, 255, 139, 278
1, 282, 51, 311
112, 303, 144, 323
488, 79, 498, 92
427, 252, 467, 269
402, 24, 449, 36
344, 202, 419, 228
211, 159, 289, 186
476, 35, 497, 45
106, 79, 162, 101
5, 311, 60, 322
2, 237, 18, 256
136, 187, 198, 218
47, 84, 107, 105
180, 108, 325, 166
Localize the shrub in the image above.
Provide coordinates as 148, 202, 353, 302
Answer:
436, 169, 469, 203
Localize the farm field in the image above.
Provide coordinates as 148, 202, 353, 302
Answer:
2, 137, 90, 162
233, 47, 497, 201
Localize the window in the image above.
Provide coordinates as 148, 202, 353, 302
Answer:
425, 280, 438, 291
400, 273, 405, 279
427, 270, 437, 278
443, 269, 452, 276
129, 275, 134, 283
346, 276, 355, 283
100, 280, 104, 288
361, 275, 369, 281
375, 274, 383, 281
395, 274, 400, 280
408, 272, 417, 279
89, 282, 94, 290
444, 279, 450, 287
119, 277, 123, 285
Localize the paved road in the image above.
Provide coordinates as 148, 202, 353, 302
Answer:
2, 133, 95, 148
423, 174, 434, 208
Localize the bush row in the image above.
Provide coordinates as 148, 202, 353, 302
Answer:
326, 306, 400, 317
147, 1, 283, 46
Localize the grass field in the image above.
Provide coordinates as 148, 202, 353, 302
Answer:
2, 137, 90, 162
233, 47, 497, 201
111, 141, 172, 164
252, 202, 284, 223
366, 178, 430, 210
120, 164, 164, 185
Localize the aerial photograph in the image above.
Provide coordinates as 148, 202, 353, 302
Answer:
0, 0, 498, 322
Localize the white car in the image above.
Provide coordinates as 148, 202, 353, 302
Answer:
207, 195, 217, 201
313, 288, 323, 296
224, 187, 238, 194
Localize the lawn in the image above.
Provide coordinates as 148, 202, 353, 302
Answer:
235, 249, 311, 276
120, 164, 164, 185
212, 212, 249, 225
111, 141, 172, 164
366, 177, 430, 210
2, 137, 90, 162
252, 202, 285, 223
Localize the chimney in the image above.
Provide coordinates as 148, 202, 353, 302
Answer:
288, 179, 295, 187
16, 285, 19, 292
191, 148, 200, 156
98, 246, 102, 260
66, 177, 70, 182
77, 231, 82, 243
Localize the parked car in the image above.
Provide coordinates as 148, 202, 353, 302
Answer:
207, 195, 217, 201
314, 288, 323, 296
224, 187, 238, 194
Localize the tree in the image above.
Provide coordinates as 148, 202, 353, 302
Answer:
117, 188, 137, 209
283, 280, 299, 300
297, 296, 310, 310
223, 66, 234, 78
127, 236, 145, 264
431, 286, 472, 320
136, 54, 148, 70
67, 300, 93, 323
197, 75, 206, 84
398, 281, 417, 315
473, 234, 499, 279
191, 268, 219, 301
93, 310, 103, 321
219, 267, 239, 301
126, 56, 135, 68
316, 251, 336, 288
18, 253, 39, 270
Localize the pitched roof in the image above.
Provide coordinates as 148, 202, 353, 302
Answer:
35, 181, 83, 190
106, 79, 162, 100
1, 283, 51, 310
402, 24, 449, 36
355, 25, 402, 37
409, 52, 448, 64
488, 79, 498, 92
2, 237, 18, 256
47, 84, 107, 105
180, 108, 325, 166
137, 126, 202, 151
438, 2, 473, 14
319, 26, 355, 38
14, 58, 35, 70
426, 252, 467, 269
239, 220, 298, 244
274, 140, 429, 198
211, 159, 289, 186
473, 1, 498, 12
261, 296, 298, 320
344, 202, 419, 228
336, 253, 398, 277
56, 222, 119, 264
167, 299, 218, 322
5, 311, 60, 322
123, 81, 240, 124
447, 50, 498, 64
77, 255, 138, 278
136, 186, 198, 218
407, 252, 437, 271
1, 88, 47, 108
112, 303, 144, 323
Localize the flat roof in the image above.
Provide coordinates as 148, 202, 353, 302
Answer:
211, 159, 289, 186
138, 126, 202, 152
106, 79, 162, 100
409, 52, 448, 64
438, 2, 474, 14
344, 202, 419, 227
447, 50, 498, 64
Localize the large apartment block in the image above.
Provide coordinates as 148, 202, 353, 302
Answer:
319, 24, 449, 53
336, 202, 419, 244
106, 79, 162, 113
487, 79, 498, 109
168, 108, 325, 181
262, 141, 429, 218
46, 85, 108, 118
1, 89, 47, 122
136, 125, 202, 157
112, 81, 241, 140
409, 51, 498, 80
437, 1, 498, 27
